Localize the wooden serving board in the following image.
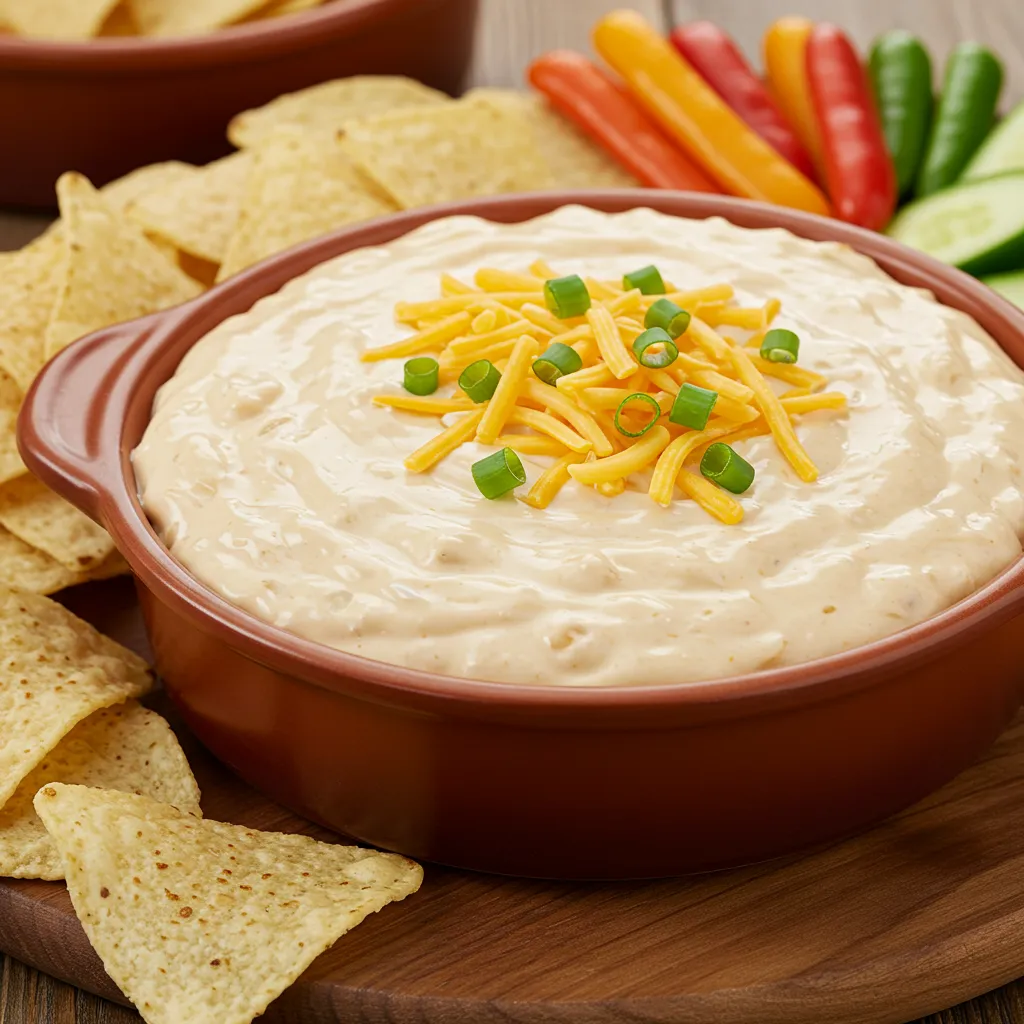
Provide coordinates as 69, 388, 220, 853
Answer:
0, 580, 1023, 1024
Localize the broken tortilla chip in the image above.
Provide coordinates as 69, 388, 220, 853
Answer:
0, 0, 122, 38
127, 152, 251, 265
46, 172, 201, 360
0, 232, 66, 392
0, 702, 199, 879
228, 75, 450, 149
36, 785, 423, 1024
342, 95, 554, 209
217, 129, 397, 281
469, 88, 640, 189
0, 475, 115, 573
129, 0, 274, 36
0, 589, 151, 809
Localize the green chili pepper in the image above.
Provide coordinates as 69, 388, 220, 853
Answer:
915, 42, 1003, 198
868, 31, 933, 198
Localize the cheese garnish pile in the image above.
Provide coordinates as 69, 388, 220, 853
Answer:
365, 262, 847, 524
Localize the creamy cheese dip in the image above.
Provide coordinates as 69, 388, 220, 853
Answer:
133, 207, 1024, 687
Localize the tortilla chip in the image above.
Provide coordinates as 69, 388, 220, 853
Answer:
0, 372, 25, 488
46, 173, 201, 360
36, 785, 423, 1024
0, 527, 83, 595
0, 528, 129, 596
217, 129, 397, 281
127, 152, 250, 265
129, 0, 273, 36
86, 549, 132, 583
0, 590, 151, 809
343, 95, 554, 209
0, 475, 115, 572
0, 0, 121, 38
468, 88, 639, 189
0, 702, 199, 880
0, 232, 66, 392
102, 161, 196, 212
228, 75, 449, 149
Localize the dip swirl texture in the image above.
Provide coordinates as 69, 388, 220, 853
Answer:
134, 207, 1024, 686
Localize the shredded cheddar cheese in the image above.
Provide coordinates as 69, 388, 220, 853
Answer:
367, 265, 846, 523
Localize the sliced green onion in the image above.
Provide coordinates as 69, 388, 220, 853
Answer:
403, 357, 439, 396
632, 327, 679, 369
458, 359, 501, 403
472, 447, 526, 499
533, 341, 583, 385
614, 392, 662, 438
543, 275, 591, 319
669, 383, 718, 430
623, 264, 666, 295
700, 443, 755, 494
644, 298, 691, 339
760, 328, 800, 364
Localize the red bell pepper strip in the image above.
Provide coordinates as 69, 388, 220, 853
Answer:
806, 24, 898, 231
670, 22, 818, 182
593, 10, 830, 215
527, 51, 719, 192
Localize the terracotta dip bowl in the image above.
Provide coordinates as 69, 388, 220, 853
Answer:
0, 0, 479, 209
19, 192, 1024, 879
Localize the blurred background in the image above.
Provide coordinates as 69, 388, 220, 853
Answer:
471, 0, 1023, 101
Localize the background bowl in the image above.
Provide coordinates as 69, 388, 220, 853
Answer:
19, 191, 1024, 879
0, 0, 479, 209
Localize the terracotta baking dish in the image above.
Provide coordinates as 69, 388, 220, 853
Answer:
0, 0, 478, 209
19, 191, 1024, 879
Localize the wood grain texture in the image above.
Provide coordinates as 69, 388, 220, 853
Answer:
4, 2, 1024, 1021
5, 580, 1024, 1024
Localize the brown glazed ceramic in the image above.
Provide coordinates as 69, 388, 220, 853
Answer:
0, 0, 478, 209
19, 192, 1024, 879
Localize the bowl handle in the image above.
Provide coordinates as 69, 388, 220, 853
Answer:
18, 315, 163, 525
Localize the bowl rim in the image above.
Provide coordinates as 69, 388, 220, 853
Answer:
0, 0, 445, 70
21, 189, 1024, 718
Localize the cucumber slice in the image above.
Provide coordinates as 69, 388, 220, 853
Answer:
963, 99, 1024, 179
887, 171, 1024, 276
982, 269, 1024, 309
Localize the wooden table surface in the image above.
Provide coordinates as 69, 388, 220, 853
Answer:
2, 1, 1024, 1020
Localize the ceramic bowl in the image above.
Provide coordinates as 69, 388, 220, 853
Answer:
19, 191, 1024, 878
0, 0, 478, 208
